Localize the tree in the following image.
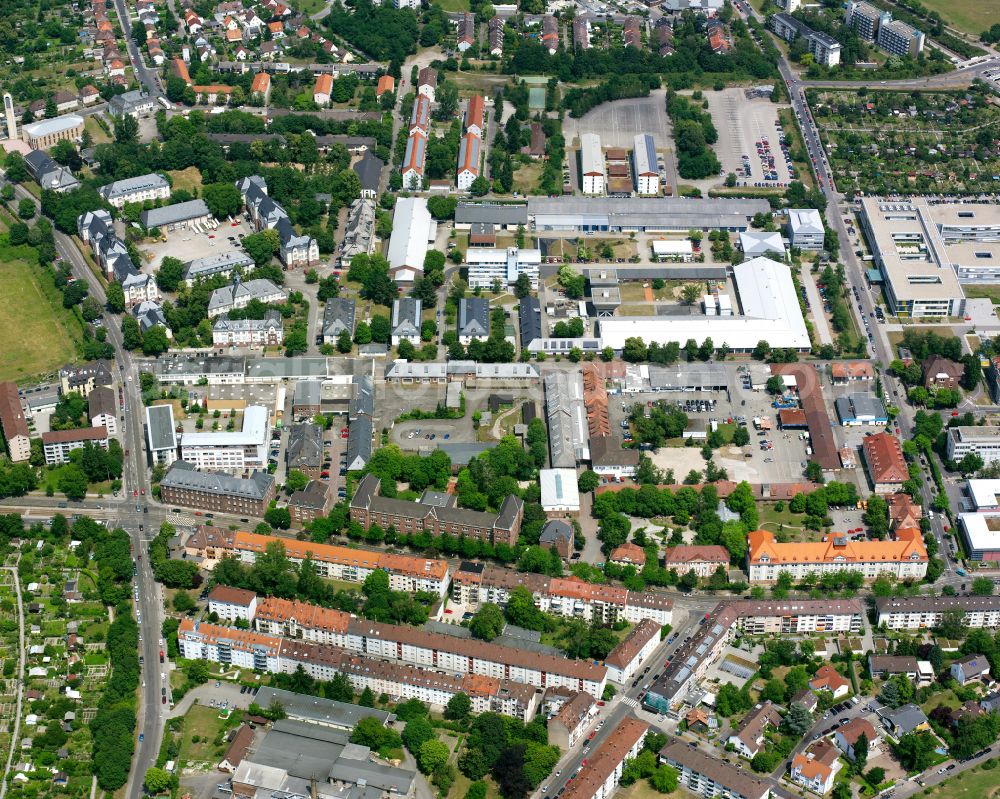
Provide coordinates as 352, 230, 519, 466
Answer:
782, 703, 812, 736
732, 426, 749, 446
578, 470, 600, 493
122, 316, 143, 350
17, 198, 35, 219
352, 716, 402, 752
514, 273, 532, 299
853, 733, 869, 772
650, 765, 678, 794
938, 607, 968, 640
760, 678, 785, 704
863, 494, 889, 539
445, 692, 472, 720
895, 731, 938, 772
59, 464, 89, 501
142, 326, 170, 356
285, 470, 309, 493
143, 767, 172, 795
172, 591, 195, 613
337, 329, 353, 353
114, 114, 139, 145
418, 740, 450, 775
264, 506, 291, 529
469, 603, 505, 641
106, 282, 126, 313
680, 284, 701, 305
765, 375, 785, 395
202, 183, 242, 219
403, 716, 435, 754
971, 577, 994, 596
243, 230, 280, 267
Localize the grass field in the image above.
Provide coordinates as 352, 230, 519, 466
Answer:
922, 760, 1000, 799
177, 704, 241, 765
436, 0, 471, 10
168, 166, 204, 194
915, 0, 1000, 36
513, 161, 543, 195
295, 0, 326, 13
0, 244, 80, 383
962, 285, 1000, 304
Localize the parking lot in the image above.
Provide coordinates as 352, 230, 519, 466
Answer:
142, 218, 255, 271
705, 89, 794, 188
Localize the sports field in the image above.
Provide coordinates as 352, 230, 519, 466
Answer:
916, 0, 1000, 36
0, 244, 80, 382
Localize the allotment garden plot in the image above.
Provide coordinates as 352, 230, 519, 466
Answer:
807, 89, 1000, 196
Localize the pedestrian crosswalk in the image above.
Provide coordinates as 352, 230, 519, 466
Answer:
622, 696, 639, 708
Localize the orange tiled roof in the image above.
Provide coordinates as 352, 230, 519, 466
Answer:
314, 73, 333, 96
251, 73, 271, 93
810, 664, 849, 692
862, 432, 908, 485
747, 528, 927, 566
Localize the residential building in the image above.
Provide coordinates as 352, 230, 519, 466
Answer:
352, 155, 382, 201
632, 134, 658, 196
845, 0, 883, 40
321, 298, 357, 344
604, 619, 659, 684
146, 404, 178, 467
251, 72, 272, 100
889, 492, 922, 529
947, 426, 1000, 465
213, 310, 284, 348
457, 132, 482, 191
541, 14, 560, 53
875, 595, 1000, 629
387, 197, 434, 284
787, 208, 824, 250
951, 654, 991, 685
218, 724, 255, 773
87, 386, 118, 435
547, 691, 596, 749
207, 585, 258, 621
457, 297, 490, 344
862, 432, 908, 493
417, 67, 437, 102
351, 473, 523, 546
589, 435, 639, 479
0, 382, 31, 462
558, 717, 647, 799
289, 480, 332, 526
376, 75, 395, 97
573, 16, 591, 49
834, 718, 879, 761
488, 15, 505, 55
747, 527, 927, 582
539, 520, 575, 559
520, 296, 542, 347
390, 298, 422, 347
876, 704, 928, 737
401, 130, 427, 190
286, 422, 323, 478
609, 543, 646, 569
660, 740, 771, 799
23, 149, 79, 192
877, 16, 923, 56
42, 427, 108, 465
830, 361, 875, 384
98, 173, 170, 208
768, 13, 841, 66
58, 360, 113, 398
159, 461, 276, 516
728, 701, 782, 759
313, 73, 333, 105
21, 114, 84, 148
207, 276, 287, 317
540, 468, 581, 513
580, 133, 606, 195
868, 655, 919, 680
179, 405, 270, 472
237, 175, 319, 267
810, 664, 851, 699
457, 12, 476, 51
234, 536, 449, 596
465, 247, 541, 290
133, 300, 172, 338
922, 355, 963, 389
183, 251, 254, 286
662, 545, 729, 578
451, 563, 673, 626
790, 740, 840, 795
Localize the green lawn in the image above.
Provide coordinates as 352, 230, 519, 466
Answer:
962, 285, 1000, 305
922, 760, 1000, 799
758, 503, 804, 530
915, 0, 1000, 36
435, 0, 471, 10
177, 704, 243, 765
0, 244, 81, 382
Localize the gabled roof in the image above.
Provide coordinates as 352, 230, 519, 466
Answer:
862, 432, 908, 484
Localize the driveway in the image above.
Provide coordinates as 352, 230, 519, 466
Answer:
800, 263, 834, 346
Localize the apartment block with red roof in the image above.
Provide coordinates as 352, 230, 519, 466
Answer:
790, 739, 841, 795
559, 717, 647, 799
207, 585, 258, 621
0, 382, 31, 462
862, 432, 908, 493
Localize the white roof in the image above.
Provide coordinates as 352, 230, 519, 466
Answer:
465, 247, 542, 265
580, 133, 604, 177
733, 256, 809, 345
652, 239, 693, 255
23, 114, 83, 138
788, 208, 823, 235
968, 479, 1000, 509
739, 231, 785, 256
959, 513, 1000, 554
387, 197, 433, 271
599, 316, 808, 351
539, 468, 581, 510
181, 405, 268, 447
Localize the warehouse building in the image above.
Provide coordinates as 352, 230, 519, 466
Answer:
527, 196, 769, 233
387, 197, 435, 285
